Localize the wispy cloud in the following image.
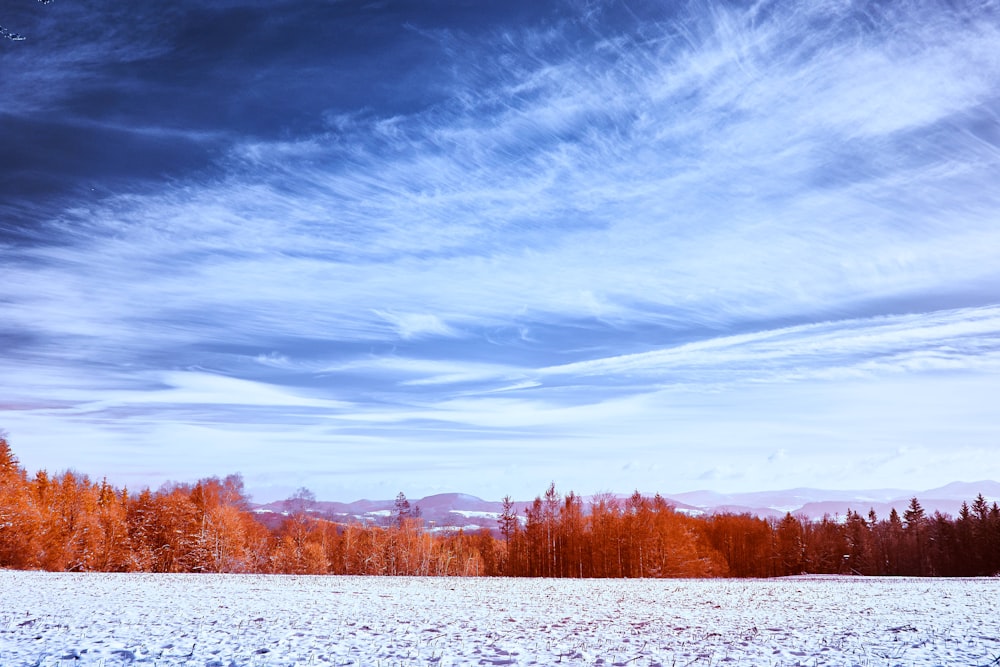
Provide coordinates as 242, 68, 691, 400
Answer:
2, 0, 999, 500
537, 305, 1000, 387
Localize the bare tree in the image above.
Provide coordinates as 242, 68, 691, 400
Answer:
287, 487, 315, 517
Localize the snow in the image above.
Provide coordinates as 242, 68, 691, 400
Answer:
771, 506, 802, 514
673, 507, 705, 517
429, 524, 483, 534
1, 572, 998, 666
448, 510, 501, 519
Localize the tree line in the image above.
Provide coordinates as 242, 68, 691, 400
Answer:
2, 439, 998, 577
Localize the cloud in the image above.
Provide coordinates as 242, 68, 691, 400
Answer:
10, 0, 997, 351
2, 0, 999, 499
373, 311, 461, 340
112, 371, 350, 409
536, 305, 1000, 388
768, 449, 787, 464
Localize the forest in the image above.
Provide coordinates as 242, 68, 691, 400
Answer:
2, 438, 999, 577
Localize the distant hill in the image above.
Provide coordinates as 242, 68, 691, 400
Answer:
251, 482, 1000, 531
252, 492, 513, 533
666, 481, 1000, 521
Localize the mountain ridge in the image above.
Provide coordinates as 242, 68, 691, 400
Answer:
251, 481, 1000, 532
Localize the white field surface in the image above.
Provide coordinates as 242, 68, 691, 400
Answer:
1, 572, 998, 666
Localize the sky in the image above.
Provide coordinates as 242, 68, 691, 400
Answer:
2, 0, 999, 504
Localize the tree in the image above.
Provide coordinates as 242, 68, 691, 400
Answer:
0, 434, 41, 569
803, 515, 847, 574
497, 495, 518, 574
588, 493, 622, 577
522, 496, 545, 577
35, 470, 102, 571
10, 439, 1000, 579
0, 433, 19, 474
287, 487, 316, 517
883, 508, 905, 574
148, 487, 201, 572
775, 513, 804, 576
704, 513, 772, 577
972, 494, 990, 522
624, 491, 652, 577
498, 495, 518, 544
903, 497, 926, 527
843, 510, 873, 575
560, 491, 586, 577
393, 492, 411, 527
271, 513, 329, 574
542, 483, 560, 577
93, 480, 129, 571
902, 497, 929, 575
969, 494, 994, 575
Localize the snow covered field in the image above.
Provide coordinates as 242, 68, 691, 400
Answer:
1, 572, 998, 666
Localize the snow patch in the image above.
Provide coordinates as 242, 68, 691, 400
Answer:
0, 573, 997, 667
448, 510, 500, 519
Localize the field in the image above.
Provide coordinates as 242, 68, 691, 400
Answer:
1, 572, 998, 666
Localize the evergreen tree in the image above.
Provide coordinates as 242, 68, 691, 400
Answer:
0, 434, 40, 568
903, 497, 926, 527
0, 433, 19, 474
393, 492, 411, 526
498, 495, 518, 544
775, 513, 804, 576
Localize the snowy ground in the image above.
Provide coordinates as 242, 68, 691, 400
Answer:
1, 572, 998, 666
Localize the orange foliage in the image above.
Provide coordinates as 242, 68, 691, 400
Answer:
2, 436, 998, 577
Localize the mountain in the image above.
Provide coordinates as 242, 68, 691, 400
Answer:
252, 492, 511, 532
665, 482, 1000, 521
921, 480, 1000, 499
251, 482, 1000, 531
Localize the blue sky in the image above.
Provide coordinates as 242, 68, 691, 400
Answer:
2, 0, 999, 503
